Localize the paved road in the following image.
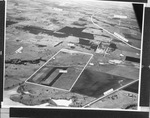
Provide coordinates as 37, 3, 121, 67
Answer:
90, 13, 141, 51
82, 14, 141, 108
83, 79, 138, 108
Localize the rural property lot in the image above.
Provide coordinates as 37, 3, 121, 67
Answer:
26, 49, 93, 90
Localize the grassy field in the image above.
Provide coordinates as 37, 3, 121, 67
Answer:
27, 49, 93, 90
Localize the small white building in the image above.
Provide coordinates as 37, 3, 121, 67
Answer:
59, 69, 68, 73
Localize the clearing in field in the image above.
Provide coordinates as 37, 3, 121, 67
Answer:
26, 49, 93, 91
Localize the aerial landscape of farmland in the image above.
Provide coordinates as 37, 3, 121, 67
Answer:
3, 0, 142, 109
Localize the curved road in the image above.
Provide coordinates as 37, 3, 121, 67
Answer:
82, 13, 141, 108
91, 13, 141, 51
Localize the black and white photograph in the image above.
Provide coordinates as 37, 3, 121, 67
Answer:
3, 0, 145, 110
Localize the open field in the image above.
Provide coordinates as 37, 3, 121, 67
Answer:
71, 68, 133, 98
26, 49, 93, 90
